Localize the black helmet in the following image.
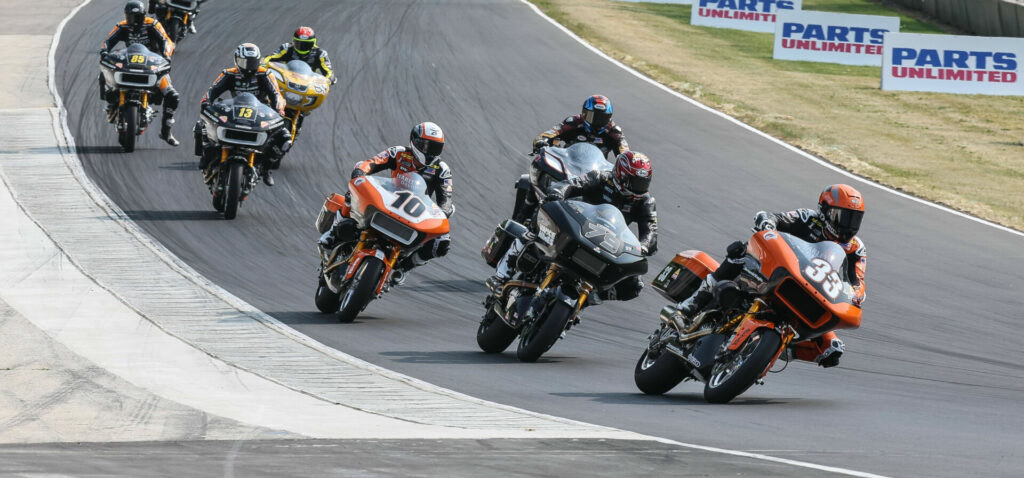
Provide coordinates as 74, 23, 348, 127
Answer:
409, 122, 445, 167
124, 0, 146, 27
234, 43, 262, 75
581, 94, 612, 134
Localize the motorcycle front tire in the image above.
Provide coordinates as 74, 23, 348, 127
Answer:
516, 300, 573, 363
336, 256, 384, 323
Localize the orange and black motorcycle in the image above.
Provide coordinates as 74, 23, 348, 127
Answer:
314, 172, 451, 323
99, 43, 169, 152
634, 230, 862, 403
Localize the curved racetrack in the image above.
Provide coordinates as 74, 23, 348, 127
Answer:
57, 1, 1024, 476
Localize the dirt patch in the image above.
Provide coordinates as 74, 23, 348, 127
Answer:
534, 0, 1024, 229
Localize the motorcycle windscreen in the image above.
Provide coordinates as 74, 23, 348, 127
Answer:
569, 201, 643, 258
563, 142, 612, 177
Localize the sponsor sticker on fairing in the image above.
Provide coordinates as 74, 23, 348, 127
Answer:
691, 0, 802, 34
774, 11, 899, 66
882, 33, 1024, 96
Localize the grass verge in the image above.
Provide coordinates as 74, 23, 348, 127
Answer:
532, 0, 1024, 230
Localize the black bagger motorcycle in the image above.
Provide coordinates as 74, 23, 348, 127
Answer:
195, 93, 284, 219
151, 0, 201, 43
98, 43, 169, 152
477, 200, 648, 362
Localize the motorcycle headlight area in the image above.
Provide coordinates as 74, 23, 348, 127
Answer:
284, 91, 304, 106
369, 211, 418, 246
113, 72, 157, 88
216, 127, 267, 147
571, 248, 607, 276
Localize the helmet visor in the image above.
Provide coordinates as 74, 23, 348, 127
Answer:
621, 174, 651, 196
235, 55, 260, 72
294, 39, 315, 54
583, 109, 611, 131
411, 138, 443, 158
126, 10, 145, 26
827, 208, 863, 241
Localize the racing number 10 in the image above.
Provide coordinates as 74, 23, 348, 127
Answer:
391, 191, 426, 218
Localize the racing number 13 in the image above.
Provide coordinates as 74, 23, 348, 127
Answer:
391, 191, 426, 217
804, 258, 842, 300
237, 107, 254, 118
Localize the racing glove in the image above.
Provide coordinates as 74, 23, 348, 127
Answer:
816, 338, 845, 368
351, 168, 366, 179
532, 138, 549, 154
754, 211, 776, 232
726, 241, 746, 260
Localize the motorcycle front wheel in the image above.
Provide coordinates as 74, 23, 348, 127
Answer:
222, 162, 244, 220
336, 256, 384, 323
118, 105, 137, 153
703, 328, 781, 404
516, 300, 573, 363
166, 17, 184, 42
314, 275, 342, 313
476, 301, 517, 354
634, 347, 689, 395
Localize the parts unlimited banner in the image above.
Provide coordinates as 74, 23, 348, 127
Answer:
774, 10, 899, 66
882, 32, 1024, 96
691, 0, 803, 34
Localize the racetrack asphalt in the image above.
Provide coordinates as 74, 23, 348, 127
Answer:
55, 1, 1024, 476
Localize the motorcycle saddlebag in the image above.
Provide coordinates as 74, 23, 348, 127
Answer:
315, 193, 348, 234
651, 250, 721, 303
481, 223, 515, 268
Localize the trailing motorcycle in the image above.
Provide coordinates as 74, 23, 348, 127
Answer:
151, 0, 201, 43
98, 43, 169, 152
196, 93, 283, 219
477, 200, 648, 362
314, 172, 450, 323
634, 230, 862, 403
265, 60, 331, 154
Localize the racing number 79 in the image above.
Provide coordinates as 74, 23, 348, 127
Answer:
391, 191, 426, 217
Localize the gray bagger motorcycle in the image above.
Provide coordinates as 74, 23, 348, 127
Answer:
477, 200, 648, 362
99, 43, 169, 152
195, 93, 283, 219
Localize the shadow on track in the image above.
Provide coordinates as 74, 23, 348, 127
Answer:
381, 350, 567, 365
124, 210, 223, 221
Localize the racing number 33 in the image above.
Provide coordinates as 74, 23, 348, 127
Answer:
804, 258, 842, 300
391, 191, 426, 217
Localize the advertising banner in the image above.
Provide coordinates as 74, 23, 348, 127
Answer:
691, 0, 802, 34
882, 33, 1024, 96
773, 11, 899, 66
620, 0, 690, 3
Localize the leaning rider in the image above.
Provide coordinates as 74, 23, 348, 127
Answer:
198, 43, 289, 186
318, 122, 454, 285
262, 26, 336, 83
487, 151, 658, 302
673, 184, 868, 369
99, 0, 180, 146
532, 94, 628, 158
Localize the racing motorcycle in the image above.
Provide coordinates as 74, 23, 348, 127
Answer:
313, 172, 451, 323
634, 230, 862, 403
151, 0, 201, 43
477, 200, 648, 362
196, 93, 284, 219
98, 43, 169, 152
265, 60, 331, 153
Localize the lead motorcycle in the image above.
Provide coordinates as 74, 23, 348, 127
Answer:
195, 93, 284, 219
98, 43, 170, 152
313, 172, 451, 323
477, 200, 648, 362
151, 0, 202, 43
634, 230, 862, 403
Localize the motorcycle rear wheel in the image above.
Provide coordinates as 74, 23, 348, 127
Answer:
634, 348, 689, 395
476, 302, 517, 353
516, 300, 573, 363
703, 329, 781, 404
222, 163, 243, 220
118, 106, 137, 153
336, 256, 384, 323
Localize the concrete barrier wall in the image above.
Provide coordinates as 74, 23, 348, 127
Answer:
889, 0, 1024, 37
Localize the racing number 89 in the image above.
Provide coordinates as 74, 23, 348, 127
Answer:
391, 191, 426, 218
804, 258, 842, 300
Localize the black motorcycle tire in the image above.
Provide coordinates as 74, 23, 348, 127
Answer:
119, 105, 137, 153
634, 348, 689, 395
314, 275, 342, 313
516, 300, 573, 363
212, 192, 225, 212
703, 328, 781, 404
166, 17, 184, 43
476, 303, 517, 353
336, 256, 384, 323
222, 162, 243, 220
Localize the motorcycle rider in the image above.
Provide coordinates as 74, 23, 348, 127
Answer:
318, 122, 454, 284
262, 26, 336, 83
532, 95, 628, 158
198, 43, 289, 186
99, 0, 180, 146
488, 151, 658, 302
673, 184, 868, 369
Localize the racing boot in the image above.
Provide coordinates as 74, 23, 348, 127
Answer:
261, 167, 275, 187
159, 111, 180, 146
674, 275, 715, 321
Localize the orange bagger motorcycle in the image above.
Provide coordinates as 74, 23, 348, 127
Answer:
634, 230, 862, 403
313, 172, 450, 323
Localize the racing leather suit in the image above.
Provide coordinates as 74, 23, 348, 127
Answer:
98, 18, 179, 132
533, 115, 628, 158
263, 44, 335, 80
197, 66, 289, 169
321, 146, 454, 271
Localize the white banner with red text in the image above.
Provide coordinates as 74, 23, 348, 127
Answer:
691, 0, 802, 34
881, 33, 1024, 96
773, 10, 899, 66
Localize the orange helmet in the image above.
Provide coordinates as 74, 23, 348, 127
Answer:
818, 184, 864, 242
